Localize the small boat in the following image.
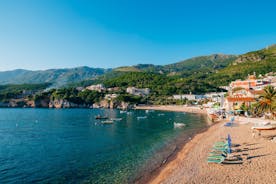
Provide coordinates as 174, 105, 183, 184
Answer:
120, 110, 127, 114
95, 115, 108, 120
101, 120, 114, 124
174, 122, 186, 128
127, 112, 133, 115
110, 118, 122, 121
158, 113, 165, 116
251, 123, 276, 130
137, 116, 147, 120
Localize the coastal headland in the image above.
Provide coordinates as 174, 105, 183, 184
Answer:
136, 105, 276, 184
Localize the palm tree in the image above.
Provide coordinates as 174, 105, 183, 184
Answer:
255, 85, 276, 119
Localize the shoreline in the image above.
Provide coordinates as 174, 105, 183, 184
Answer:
135, 105, 276, 184
146, 121, 221, 184
135, 105, 206, 114
135, 125, 212, 184
134, 105, 212, 184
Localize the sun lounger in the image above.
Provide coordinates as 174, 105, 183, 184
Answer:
208, 134, 234, 164
207, 156, 225, 164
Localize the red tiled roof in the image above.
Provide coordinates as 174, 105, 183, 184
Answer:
226, 97, 255, 102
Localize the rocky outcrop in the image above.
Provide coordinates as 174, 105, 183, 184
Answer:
49, 99, 87, 108
233, 54, 266, 65
92, 100, 133, 110
1, 98, 134, 109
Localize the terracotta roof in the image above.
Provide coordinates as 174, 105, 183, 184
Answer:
226, 97, 255, 102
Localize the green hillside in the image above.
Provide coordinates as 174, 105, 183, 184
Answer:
207, 45, 276, 86
163, 54, 237, 76
0, 67, 109, 87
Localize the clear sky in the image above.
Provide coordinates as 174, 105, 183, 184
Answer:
0, 0, 276, 71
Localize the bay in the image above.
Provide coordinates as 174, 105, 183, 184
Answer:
0, 108, 208, 183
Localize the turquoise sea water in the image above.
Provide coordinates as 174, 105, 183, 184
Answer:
0, 108, 208, 183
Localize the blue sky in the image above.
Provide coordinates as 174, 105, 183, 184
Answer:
0, 0, 276, 70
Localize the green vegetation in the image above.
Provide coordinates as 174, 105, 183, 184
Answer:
207, 47, 276, 86
254, 86, 276, 118
0, 45, 275, 107
0, 83, 51, 102
0, 67, 108, 87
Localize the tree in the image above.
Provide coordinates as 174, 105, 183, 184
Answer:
255, 86, 276, 119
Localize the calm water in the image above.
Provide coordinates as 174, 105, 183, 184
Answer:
0, 108, 208, 183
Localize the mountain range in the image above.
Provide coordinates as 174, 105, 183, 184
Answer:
0, 67, 109, 88
0, 45, 275, 89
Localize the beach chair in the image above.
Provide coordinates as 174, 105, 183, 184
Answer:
208, 134, 232, 164
207, 156, 226, 164
208, 152, 227, 157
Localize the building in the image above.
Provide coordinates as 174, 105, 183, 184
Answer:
172, 94, 206, 101
107, 87, 120, 92
126, 87, 150, 96
225, 73, 276, 111
86, 84, 106, 92
225, 88, 263, 110
205, 92, 226, 102
104, 94, 118, 100
230, 74, 271, 91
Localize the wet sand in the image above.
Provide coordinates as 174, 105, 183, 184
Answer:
137, 106, 276, 184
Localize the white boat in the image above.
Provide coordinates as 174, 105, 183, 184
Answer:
101, 120, 114, 124
251, 122, 276, 130
127, 112, 133, 115
110, 118, 122, 121
137, 116, 147, 120
174, 122, 186, 128
158, 113, 165, 116
120, 110, 127, 114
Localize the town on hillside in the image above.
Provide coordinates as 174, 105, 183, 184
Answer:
0, 72, 275, 119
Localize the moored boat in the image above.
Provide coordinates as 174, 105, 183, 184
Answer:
95, 115, 108, 120
174, 122, 186, 128
110, 118, 122, 121
101, 120, 114, 124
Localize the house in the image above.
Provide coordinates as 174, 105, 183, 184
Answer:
230, 74, 271, 91
225, 88, 262, 110
224, 73, 275, 111
86, 84, 106, 92
126, 87, 150, 96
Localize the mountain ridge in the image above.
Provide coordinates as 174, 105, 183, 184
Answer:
0, 44, 275, 88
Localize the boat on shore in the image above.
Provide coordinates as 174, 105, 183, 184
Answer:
251, 122, 276, 130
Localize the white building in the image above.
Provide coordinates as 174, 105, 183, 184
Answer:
172, 94, 206, 101
126, 87, 150, 96
86, 84, 105, 92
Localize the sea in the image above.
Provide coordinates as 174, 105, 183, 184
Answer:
0, 108, 209, 183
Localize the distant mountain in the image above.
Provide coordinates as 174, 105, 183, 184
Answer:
0, 66, 109, 87
163, 54, 237, 72
1, 44, 275, 92
113, 54, 237, 75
